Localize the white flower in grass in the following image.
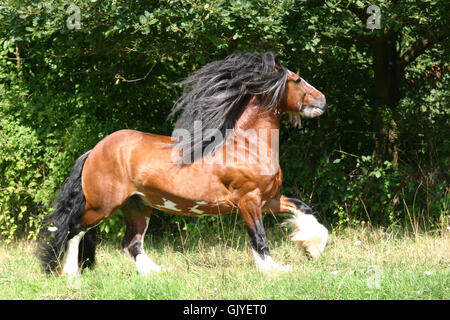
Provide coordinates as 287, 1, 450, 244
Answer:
424, 271, 432, 276
330, 270, 339, 275
48, 226, 58, 232
354, 240, 362, 246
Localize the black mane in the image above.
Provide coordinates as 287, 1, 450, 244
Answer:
168, 51, 287, 164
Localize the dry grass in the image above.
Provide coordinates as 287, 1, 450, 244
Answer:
0, 223, 449, 300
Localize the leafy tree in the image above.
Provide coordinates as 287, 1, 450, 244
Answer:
0, 0, 447, 240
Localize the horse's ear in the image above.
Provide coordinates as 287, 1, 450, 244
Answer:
275, 56, 282, 69
286, 69, 300, 81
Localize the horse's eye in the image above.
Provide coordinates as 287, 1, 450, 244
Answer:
295, 78, 301, 84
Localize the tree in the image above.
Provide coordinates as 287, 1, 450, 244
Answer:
0, 0, 447, 240
294, 0, 449, 166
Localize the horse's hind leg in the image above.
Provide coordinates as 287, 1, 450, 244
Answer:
61, 230, 86, 276
60, 207, 105, 276
121, 195, 161, 275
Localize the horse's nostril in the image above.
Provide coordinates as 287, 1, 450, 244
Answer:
312, 94, 326, 109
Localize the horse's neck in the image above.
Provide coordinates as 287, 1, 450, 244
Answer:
234, 104, 281, 140
226, 104, 281, 169
235, 103, 279, 127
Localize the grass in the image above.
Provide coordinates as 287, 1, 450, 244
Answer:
0, 221, 449, 300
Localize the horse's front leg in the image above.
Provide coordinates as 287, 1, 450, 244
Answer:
263, 195, 328, 259
239, 191, 292, 272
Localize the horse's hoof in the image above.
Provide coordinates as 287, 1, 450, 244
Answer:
136, 254, 161, 275
252, 250, 293, 273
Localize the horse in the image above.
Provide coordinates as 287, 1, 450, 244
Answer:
38, 51, 328, 276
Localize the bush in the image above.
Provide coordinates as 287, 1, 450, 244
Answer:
0, 0, 447, 241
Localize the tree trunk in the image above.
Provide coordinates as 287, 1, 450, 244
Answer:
370, 32, 403, 168
371, 32, 403, 108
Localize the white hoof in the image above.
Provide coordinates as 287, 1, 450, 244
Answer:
136, 253, 161, 276
62, 264, 81, 277
66, 274, 82, 290
252, 250, 292, 273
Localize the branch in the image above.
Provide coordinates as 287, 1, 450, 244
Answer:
114, 61, 157, 84
14, 43, 22, 79
399, 27, 449, 68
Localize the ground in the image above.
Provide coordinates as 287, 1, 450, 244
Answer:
0, 225, 448, 300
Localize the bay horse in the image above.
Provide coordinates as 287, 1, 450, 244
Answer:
39, 51, 328, 276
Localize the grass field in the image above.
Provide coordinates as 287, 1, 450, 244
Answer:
0, 221, 448, 300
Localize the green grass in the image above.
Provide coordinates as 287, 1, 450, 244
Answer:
0, 224, 449, 300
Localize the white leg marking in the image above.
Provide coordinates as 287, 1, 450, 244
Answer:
61, 231, 86, 276
288, 212, 328, 259
252, 250, 292, 273
135, 217, 161, 275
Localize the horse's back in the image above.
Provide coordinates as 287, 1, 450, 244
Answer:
81, 129, 173, 209
99, 129, 172, 145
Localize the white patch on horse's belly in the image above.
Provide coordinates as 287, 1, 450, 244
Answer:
156, 198, 182, 212
189, 205, 204, 214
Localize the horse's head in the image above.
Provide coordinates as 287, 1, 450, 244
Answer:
278, 61, 326, 125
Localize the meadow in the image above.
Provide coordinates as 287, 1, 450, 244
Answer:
0, 0, 447, 304
1, 218, 448, 300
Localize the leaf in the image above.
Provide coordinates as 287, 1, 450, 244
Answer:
148, 18, 158, 25
139, 15, 147, 24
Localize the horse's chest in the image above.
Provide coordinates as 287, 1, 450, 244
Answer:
225, 166, 283, 203
262, 169, 283, 199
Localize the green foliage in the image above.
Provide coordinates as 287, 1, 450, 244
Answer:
0, 0, 448, 241
0, 115, 44, 241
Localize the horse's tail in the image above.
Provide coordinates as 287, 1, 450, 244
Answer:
38, 150, 97, 273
